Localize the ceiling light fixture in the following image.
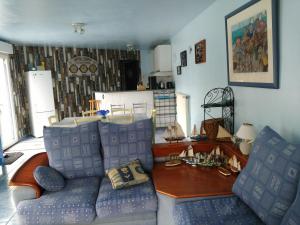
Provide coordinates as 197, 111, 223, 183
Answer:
72, 23, 86, 35
126, 43, 137, 53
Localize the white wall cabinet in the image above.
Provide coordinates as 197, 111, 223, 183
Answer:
154, 45, 172, 72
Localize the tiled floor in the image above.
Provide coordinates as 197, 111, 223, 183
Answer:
0, 129, 167, 225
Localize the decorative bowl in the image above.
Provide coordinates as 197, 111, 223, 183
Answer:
96, 110, 109, 118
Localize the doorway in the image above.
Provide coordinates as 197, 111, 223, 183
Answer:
119, 60, 141, 91
0, 54, 17, 149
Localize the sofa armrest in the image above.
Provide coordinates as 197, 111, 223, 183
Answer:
9, 152, 49, 198
11, 186, 37, 207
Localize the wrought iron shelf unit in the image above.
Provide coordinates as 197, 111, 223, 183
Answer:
201, 87, 234, 134
153, 89, 176, 128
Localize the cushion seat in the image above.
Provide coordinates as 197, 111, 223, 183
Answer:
174, 195, 264, 225
96, 177, 157, 219
17, 177, 101, 225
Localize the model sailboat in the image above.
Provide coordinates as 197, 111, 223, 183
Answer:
163, 122, 185, 142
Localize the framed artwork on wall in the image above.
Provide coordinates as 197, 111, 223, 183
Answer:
225, 0, 279, 89
180, 51, 187, 67
177, 66, 182, 75
195, 39, 206, 64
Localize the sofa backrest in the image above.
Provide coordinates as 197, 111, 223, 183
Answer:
98, 118, 154, 172
44, 121, 104, 179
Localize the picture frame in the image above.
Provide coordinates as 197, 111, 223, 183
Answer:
195, 39, 206, 64
180, 50, 187, 67
177, 66, 182, 75
225, 0, 279, 89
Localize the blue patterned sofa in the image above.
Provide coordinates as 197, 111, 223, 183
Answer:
12, 119, 158, 225
173, 126, 300, 225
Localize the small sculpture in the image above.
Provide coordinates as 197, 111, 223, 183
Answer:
228, 155, 241, 173
187, 145, 194, 157
163, 122, 185, 142
179, 150, 187, 158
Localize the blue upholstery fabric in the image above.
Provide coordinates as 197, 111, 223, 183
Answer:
174, 195, 264, 225
44, 121, 104, 179
17, 177, 101, 225
233, 126, 300, 225
34, 166, 65, 192
98, 119, 153, 172
96, 177, 157, 219
280, 176, 300, 225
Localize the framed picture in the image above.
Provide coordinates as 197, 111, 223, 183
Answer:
180, 51, 187, 67
225, 0, 279, 89
195, 39, 206, 64
177, 66, 182, 75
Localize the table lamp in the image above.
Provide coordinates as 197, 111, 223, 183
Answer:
236, 123, 256, 155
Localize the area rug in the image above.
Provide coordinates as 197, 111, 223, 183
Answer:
3, 152, 24, 165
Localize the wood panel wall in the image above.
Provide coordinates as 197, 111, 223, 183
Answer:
9, 45, 140, 137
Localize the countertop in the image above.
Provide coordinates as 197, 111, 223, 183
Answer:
94, 89, 175, 93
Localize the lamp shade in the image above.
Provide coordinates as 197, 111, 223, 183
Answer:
236, 123, 256, 140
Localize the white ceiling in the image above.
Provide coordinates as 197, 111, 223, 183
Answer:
0, 0, 215, 49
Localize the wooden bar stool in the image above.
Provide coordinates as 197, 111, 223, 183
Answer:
89, 100, 101, 116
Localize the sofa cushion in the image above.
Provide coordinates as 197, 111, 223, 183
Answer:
34, 166, 65, 191
174, 195, 264, 225
96, 177, 157, 219
107, 159, 149, 189
44, 121, 104, 179
233, 126, 300, 225
17, 177, 101, 225
98, 119, 153, 172
280, 168, 300, 225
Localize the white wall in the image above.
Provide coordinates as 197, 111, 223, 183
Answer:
171, 0, 300, 143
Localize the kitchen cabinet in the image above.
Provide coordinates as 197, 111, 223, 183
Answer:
154, 45, 172, 73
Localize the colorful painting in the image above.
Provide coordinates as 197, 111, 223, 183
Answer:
231, 11, 268, 73
177, 66, 181, 75
195, 39, 206, 64
225, 0, 279, 89
180, 51, 187, 67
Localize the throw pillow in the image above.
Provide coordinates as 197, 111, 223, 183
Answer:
44, 121, 104, 179
233, 126, 300, 225
98, 119, 153, 172
106, 159, 149, 189
34, 166, 65, 191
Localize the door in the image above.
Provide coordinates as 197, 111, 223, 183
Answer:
120, 60, 140, 91
0, 54, 17, 149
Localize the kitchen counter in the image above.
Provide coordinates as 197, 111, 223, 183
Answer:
96, 90, 154, 93
95, 91, 154, 118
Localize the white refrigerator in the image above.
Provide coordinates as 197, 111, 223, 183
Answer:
25, 71, 55, 137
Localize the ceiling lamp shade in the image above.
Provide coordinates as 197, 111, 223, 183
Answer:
72, 23, 86, 35
236, 123, 256, 141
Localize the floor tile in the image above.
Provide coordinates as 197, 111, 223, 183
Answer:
6, 213, 21, 225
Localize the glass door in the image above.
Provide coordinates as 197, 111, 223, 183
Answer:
0, 54, 17, 149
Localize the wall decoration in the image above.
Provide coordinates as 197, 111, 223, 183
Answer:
195, 39, 206, 64
177, 66, 182, 75
67, 56, 98, 76
180, 50, 187, 67
225, 0, 279, 89
10, 46, 140, 137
